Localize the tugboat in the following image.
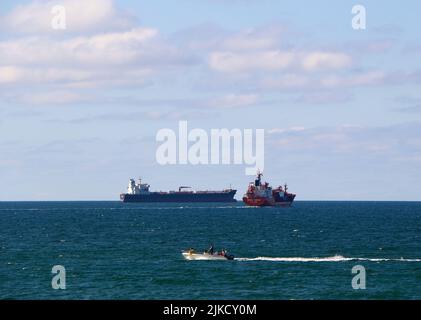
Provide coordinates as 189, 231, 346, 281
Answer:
242, 171, 296, 207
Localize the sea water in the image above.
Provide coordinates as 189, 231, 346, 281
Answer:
1, 201, 421, 299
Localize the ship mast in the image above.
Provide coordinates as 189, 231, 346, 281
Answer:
255, 170, 263, 187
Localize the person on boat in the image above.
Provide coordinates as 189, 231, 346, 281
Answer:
207, 244, 214, 255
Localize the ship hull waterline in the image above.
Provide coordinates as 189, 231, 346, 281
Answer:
242, 197, 295, 207
120, 190, 237, 203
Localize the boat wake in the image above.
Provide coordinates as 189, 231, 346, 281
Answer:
235, 255, 421, 262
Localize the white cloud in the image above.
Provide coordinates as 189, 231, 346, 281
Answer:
0, 26, 191, 89
209, 50, 352, 73
267, 124, 421, 156
0, 66, 98, 87
296, 91, 354, 104
0, 66, 24, 83
208, 93, 259, 108
268, 127, 306, 134
0, 0, 135, 34
209, 51, 294, 72
220, 25, 285, 51
260, 74, 310, 89
320, 71, 386, 88
301, 52, 351, 71
0, 1, 414, 108
0, 27, 158, 67
0, 1, 170, 91
19, 91, 87, 105
245, 70, 387, 92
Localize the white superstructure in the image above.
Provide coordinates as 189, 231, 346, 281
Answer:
127, 178, 150, 195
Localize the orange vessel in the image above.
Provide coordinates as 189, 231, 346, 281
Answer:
243, 171, 296, 207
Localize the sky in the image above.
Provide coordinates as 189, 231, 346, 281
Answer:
0, 0, 421, 201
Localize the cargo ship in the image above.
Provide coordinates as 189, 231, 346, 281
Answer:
120, 178, 237, 203
243, 171, 296, 207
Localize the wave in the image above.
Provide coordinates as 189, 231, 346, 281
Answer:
235, 255, 421, 262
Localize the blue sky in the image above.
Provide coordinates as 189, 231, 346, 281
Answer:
1, 0, 421, 200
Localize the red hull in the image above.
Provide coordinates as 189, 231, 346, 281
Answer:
242, 197, 270, 207
242, 197, 293, 207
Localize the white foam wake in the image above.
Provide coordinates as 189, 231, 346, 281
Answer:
235, 255, 421, 262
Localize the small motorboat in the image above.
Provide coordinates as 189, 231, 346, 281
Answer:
182, 248, 234, 261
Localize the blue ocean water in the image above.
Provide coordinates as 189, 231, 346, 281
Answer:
1, 201, 421, 300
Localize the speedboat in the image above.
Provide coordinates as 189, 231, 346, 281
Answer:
182, 249, 234, 261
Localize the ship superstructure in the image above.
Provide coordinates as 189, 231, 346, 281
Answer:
127, 178, 151, 195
